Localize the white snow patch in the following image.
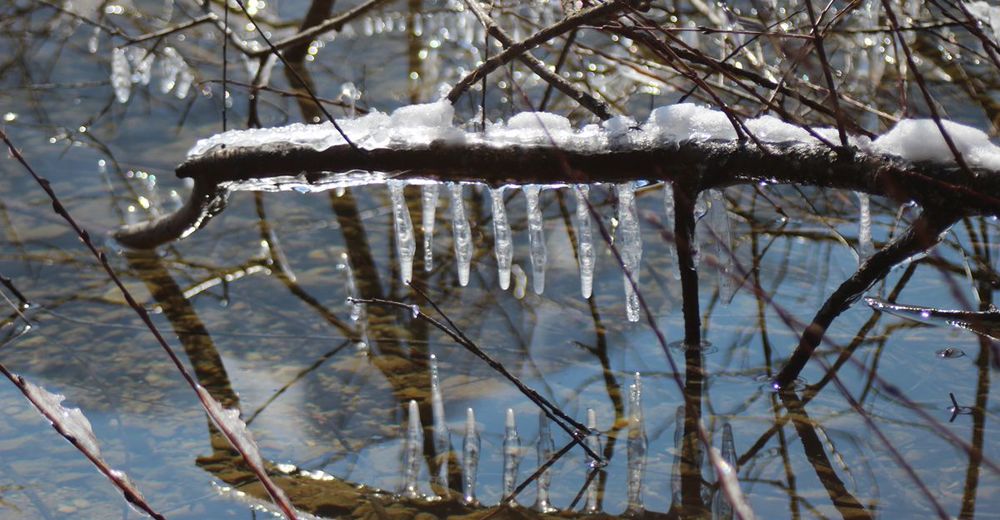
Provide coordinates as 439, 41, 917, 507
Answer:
871, 119, 1000, 170
645, 103, 738, 141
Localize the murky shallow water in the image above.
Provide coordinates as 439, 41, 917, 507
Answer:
2, 1, 1000, 519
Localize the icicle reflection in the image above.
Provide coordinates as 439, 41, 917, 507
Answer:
462, 408, 480, 505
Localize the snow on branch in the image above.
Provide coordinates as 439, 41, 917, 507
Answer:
115, 101, 1000, 249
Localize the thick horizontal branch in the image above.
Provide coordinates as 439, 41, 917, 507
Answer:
114, 140, 1000, 249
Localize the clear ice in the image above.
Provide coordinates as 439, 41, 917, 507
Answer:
617, 183, 642, 322
534, 413, 556, 513
502, 408, 521, 501
421, 184, 438, 271
664, 182, 680, 280
429, 354, 450, 490
626, 373, 647, 515
388, 180, 415, 284
574, 185, 595, 299
857, 192, 874, 263
584, 408, 601, 513
462, 408, 480, 505
449, 183, 472, 286
490, 187, 513, 290
707, 189, 735, 303
403, 399, 423, 499
524, 185, 547, 295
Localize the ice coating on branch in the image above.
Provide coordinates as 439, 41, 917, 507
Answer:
534, 413, 556, 513
24, 381, 102, 457
872, 119, 1000, 170
617, 183, 642, 322
462, 408, 480, 505
490, 187, 513, 290
195, 386, 295, 513
429, 354, 449, 489
184, 100, 1000, 173
388, 181, 415, 284
403, 399, 423, 499
20, 380, 157, 515
421, 184, 438, 271
111, 47, 131, 103
626, 373, 647, 515
502, 408, 521, 501
524, 186, 547, 295
449, 183, 472, 286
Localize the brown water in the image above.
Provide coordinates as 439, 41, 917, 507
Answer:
1, 1, 999, 519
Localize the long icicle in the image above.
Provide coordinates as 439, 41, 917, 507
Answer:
524, 185, 547, 295
421, 184, 439, 271
664, 182, 680, 280
617, 182, 642, 322
403, 399, 423, 499
534, 412, 556, 513
574, 185, 596, 299
429, 354, 450, 490
502, 408, 521, 502
449, 183, 472, 286
388, 180, 415, 284
490, 187, 513, 290
625, 372, 647, 515
584, 408, 601, 513
462, 408, 480, 505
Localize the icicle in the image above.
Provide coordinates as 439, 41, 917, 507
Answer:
502, 408, 521, 501
534, 413, 556, 513
403, 400, 423, 499
626, 373, 647, 515
174, 66, 193, 99
524, 185, 547, 295
339, 82, 361, 118
429, 354, 450, 490
617, 183, 642, 322
712, 423, 736, 520
127, 48, 154, 86
693, 191, 709, 269
388, 181, 416, 284
490, 187, 513, 290
462, 408, 480, 505
664, 182, 681, 280
449, 183, 472, 286
421, 184, 438, 271
857, 192, 874, 263
670, 405, 684, 503
707, 189, 735, 303
339, 252, 363, 322
584, 408, 601, 514
574, 185, 595, 299
111, 47, 131, 103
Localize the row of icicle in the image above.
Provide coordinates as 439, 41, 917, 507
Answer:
396, 355, 738, 515
388, 181, 737, 322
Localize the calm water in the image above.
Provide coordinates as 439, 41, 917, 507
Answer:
1, 1, 998, 519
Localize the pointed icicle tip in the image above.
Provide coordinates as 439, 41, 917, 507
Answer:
466, 408, 476, 431
506, 408, 515, 429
